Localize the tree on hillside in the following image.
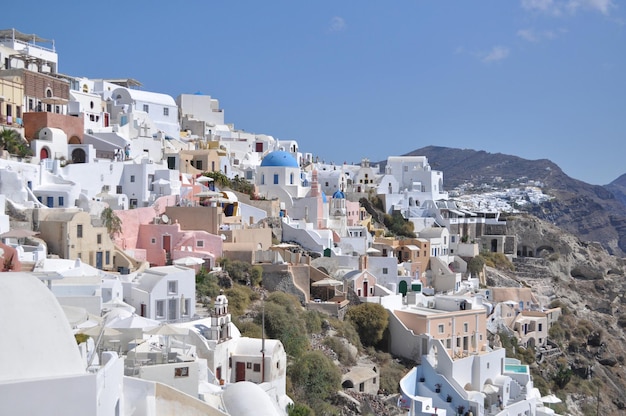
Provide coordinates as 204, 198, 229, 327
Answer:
204, 171, 230, 188
468, 255, 485, 278
0, 129, 32, 158
101, 207, 122, 238
258, 300, 309, 358
288, 350, 341, 414
346, 302, 389, 347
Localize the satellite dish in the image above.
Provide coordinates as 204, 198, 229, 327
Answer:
161, 214, 170, 224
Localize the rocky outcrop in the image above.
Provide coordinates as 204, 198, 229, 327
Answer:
486, 214, 626, 415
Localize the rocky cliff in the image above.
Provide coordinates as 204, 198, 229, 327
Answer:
488, 214, 626, 415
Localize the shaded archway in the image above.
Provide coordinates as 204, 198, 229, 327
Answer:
536, 245, 555, 258
342, 380, 354, 389
71, 148, 86, 164
68, 135, 81, 144
399, 280, 408, 297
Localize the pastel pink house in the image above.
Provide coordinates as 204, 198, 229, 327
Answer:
136, 223, 223, 268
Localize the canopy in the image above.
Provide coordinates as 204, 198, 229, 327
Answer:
145, 323, 189, 336
109, 314, 160, 329
196, 190, 221, 197
196, 176, 214, 183
79, 325, 122, 338
312, 278, 342, 287
173, 256, 205, 266
151, 178, 170, 185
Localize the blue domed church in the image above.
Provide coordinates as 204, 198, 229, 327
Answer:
256, 150, 310, 203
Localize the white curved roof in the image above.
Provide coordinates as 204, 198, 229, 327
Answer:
0, 273, 85, 382
233, 337, 282, 356
222, 381, 281, 416
112, 87, 176, 107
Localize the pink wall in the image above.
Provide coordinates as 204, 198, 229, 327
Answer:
112, 196, 176, 249
136, 223, 223, 266
346, 200, 360, 226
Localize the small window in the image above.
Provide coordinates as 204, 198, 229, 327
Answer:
106, 251, 110, 264
464, 323, 469, 333
273, 174, 279, 184
58, 196, 64, 206
168, 280, 178, 294
77, 224, 83, 238
151, 238, 156, 244
143, 104, 149, 113
438, 324, 444, 334
253, 363, 261, 372
97, 234, 102, 244
130, 175, 135, 182
163, 107, 169, 116
174, 367, 189, 377
382, 268, 388, 274
197, 240, 204, 247
246, 362, 252, 369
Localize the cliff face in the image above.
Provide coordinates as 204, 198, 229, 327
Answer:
400, 146, 626, 256
488, 215, 626, 414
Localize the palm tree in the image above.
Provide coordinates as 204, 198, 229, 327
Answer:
0, 128, 32, 157
101, 207, 122, 238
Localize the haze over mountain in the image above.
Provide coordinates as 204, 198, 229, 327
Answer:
399, 146, 626, 256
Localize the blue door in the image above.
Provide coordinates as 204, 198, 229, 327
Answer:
46, 196, 54, 207
96, 252, 103, 269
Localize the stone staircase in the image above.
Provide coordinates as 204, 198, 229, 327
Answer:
512, 257, 552, 279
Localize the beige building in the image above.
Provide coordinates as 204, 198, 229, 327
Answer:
37, 209, 116, 271
0, 72, 24, 130
178, 146, 224, 174
389, 304, 488, 362
372, 237, 431, 278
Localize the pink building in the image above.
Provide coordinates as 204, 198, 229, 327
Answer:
136, 223, 222, 268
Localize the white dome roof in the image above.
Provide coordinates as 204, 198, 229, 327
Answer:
0, 273, 85, 382
222, 381, 281, 416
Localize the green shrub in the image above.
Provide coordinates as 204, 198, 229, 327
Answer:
287, 402, 314, 416
257, 301, 309, 358
302, 310, 323, 334
346, 303, 389, 348
225, 285, 255, 317
327, 318, 362, 350
288, 351, 341, 414
235, 319, 262, 338
323, 336, 356, 366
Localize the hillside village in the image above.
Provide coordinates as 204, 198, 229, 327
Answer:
0, 28, 617, 416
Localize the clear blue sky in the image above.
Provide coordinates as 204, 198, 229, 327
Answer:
6, 0, 625, 185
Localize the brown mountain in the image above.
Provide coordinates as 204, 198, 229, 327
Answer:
398, 146, 626, 256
